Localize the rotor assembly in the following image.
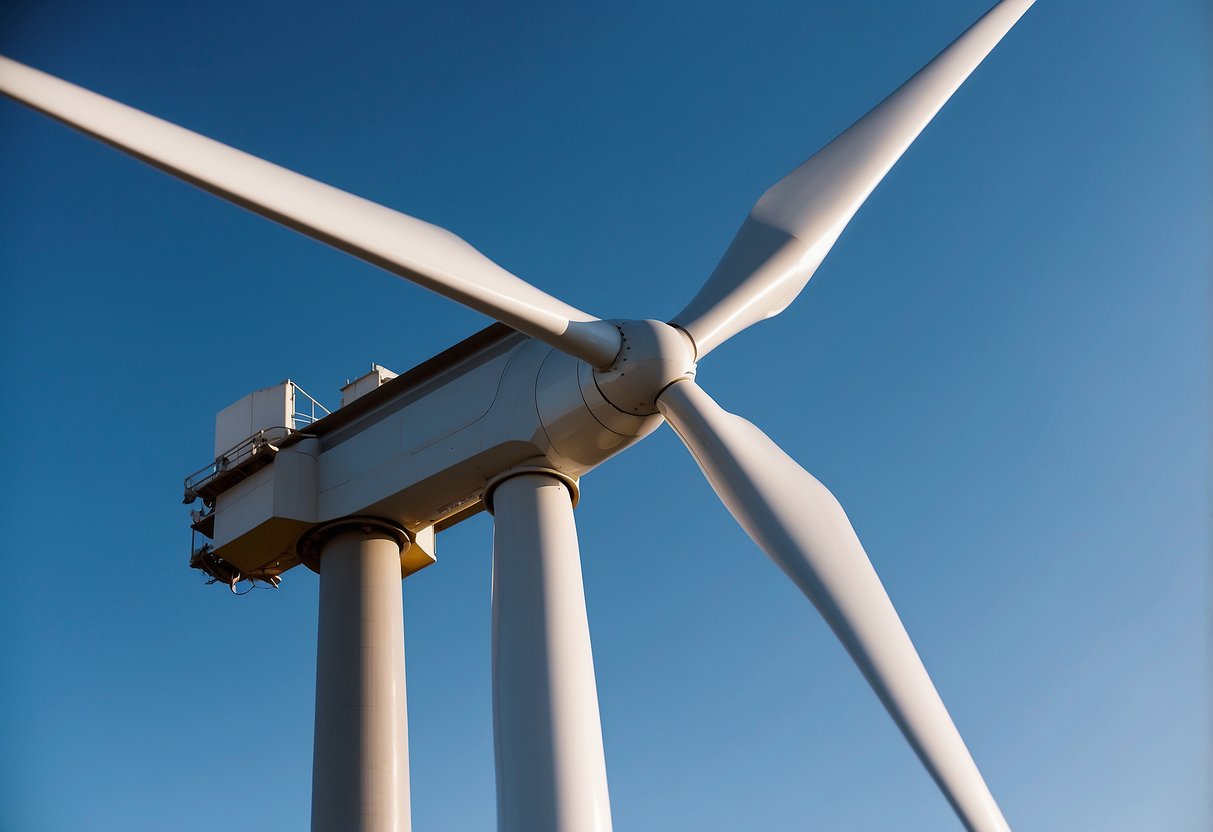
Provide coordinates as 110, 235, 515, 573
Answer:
593, 319, 697, 416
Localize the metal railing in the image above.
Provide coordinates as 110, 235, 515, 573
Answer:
291, 382, 330, 429
182, 426, 293, 502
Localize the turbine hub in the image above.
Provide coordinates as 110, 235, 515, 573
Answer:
594, 320, 696, 416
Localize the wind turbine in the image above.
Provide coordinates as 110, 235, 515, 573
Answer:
0, 1, 1036, 830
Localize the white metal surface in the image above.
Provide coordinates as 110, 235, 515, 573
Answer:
0, 55, 622, 369
312, 526, 412, 832
656, 379, 1010, 832
671, 0, 1035, 359
491, 473, 612, 832
210, 437, 320, 574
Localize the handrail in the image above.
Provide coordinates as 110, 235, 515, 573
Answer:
183, 426, 293, 500
291, 382, 330, 429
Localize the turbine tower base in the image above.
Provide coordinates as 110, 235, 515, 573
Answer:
310, 519, 414, 832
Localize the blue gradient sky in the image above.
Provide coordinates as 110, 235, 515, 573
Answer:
1, 1, 1208, 830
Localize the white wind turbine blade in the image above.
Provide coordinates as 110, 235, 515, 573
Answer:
0, 55, 622, 368
671, 0, 1034, 359
656, 379, 1012, 832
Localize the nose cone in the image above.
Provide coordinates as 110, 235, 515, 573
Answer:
593, 320, 697, 416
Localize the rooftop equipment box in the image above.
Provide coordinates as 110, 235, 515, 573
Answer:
341, 364, 398, 408
214, 381, 294, 457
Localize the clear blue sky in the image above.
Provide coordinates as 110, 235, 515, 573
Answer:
1, 1, 1207, 830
